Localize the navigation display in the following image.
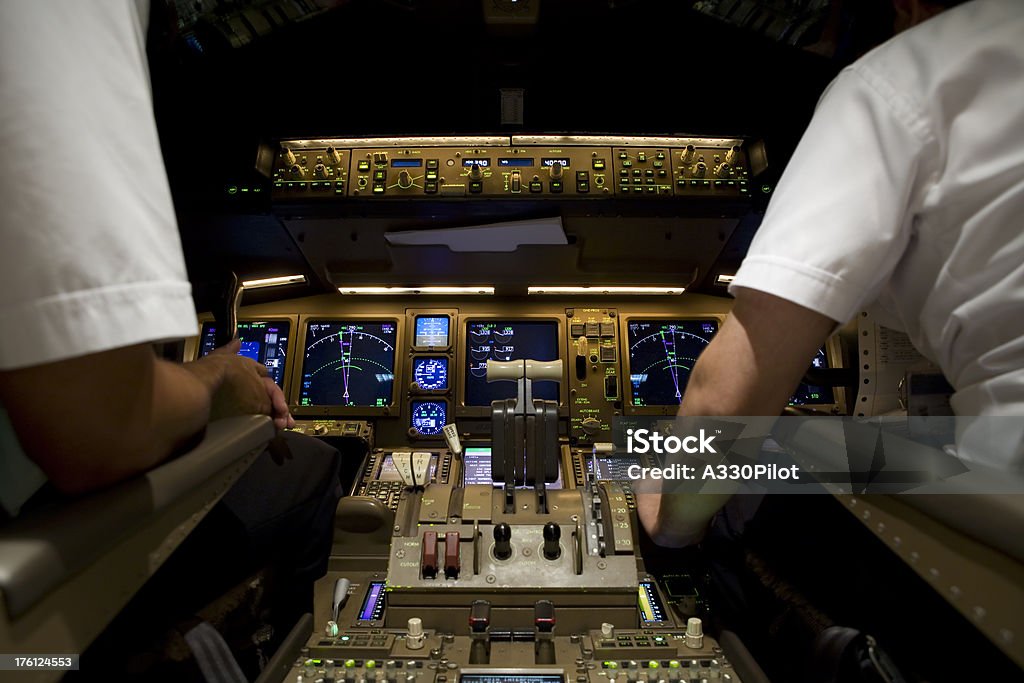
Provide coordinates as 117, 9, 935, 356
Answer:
465, 320, 560, 406
790, 348, 835, 405
298, 321, 397, 407
627, 319, 718, 406
199, 321, 290, 387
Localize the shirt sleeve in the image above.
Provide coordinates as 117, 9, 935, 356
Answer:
0, 1, 198, 370
729, 63, 935, 324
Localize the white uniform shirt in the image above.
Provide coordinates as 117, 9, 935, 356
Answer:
0, 1, 199, 515
729, 0, 1024, 470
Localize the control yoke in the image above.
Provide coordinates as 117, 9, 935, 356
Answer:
486, 359, 562, 514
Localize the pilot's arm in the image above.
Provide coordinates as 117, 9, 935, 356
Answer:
636, 290, 834, 547
0, 3, 290, 503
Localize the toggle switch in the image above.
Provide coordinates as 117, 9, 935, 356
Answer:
444, 531, 461, 579
543, 522, 561, 560
493, 523, 512, 560
422, 531, 438, 579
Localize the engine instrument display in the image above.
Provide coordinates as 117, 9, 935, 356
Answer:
412, 357, 449, 391
298, 321, 397, 407
627, 319, 718, 406
410, 400, 446, 436
199, 320, 290, 387
465, 320, 560, 406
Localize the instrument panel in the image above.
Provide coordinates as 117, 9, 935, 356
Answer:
270, 135, 758, 201
187, 294, 846, 448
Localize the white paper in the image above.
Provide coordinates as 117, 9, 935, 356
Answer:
385, 217, 567, 252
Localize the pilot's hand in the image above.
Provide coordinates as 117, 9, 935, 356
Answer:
205, 341, 271, 418
207, 339, 294, 430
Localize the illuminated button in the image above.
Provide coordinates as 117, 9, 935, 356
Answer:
366, 661, 377, 669
714, 180, 723, 187
529, 180, 543, 193
605, 662, 619, 669
373, 152, 388, 165
426, 170, 438, 180
550, 180, 563, 193
653, 161, 664, 169
292, 182, 307, 190
373, 169, 387, 182
619, 185, 629, 193
618, 152, 628, 160
600, 322, 615, 337
577, 182, 590, 193
645, 170, 654, 177
658, 170, 667, 178
648, 661, 659, 669
426, 158, 439, 169
669, 661, 680, 669
358, 160, 371, 171
273, 181, 283, 189
576, 171, 589, 181
633, 169, 641, 177
372, 183, 385, 194
600, 346, 616, 362
622, 159, 632, 167
592, 158, 606, 170
585, 322, 600, 338
646, 179, 655, 185
345, 659, 356, 668
335, 181, 345, 193
637, 152, 647, 162
469, 181, 483, 193
619, 169, 629, 177
656, 152, 666, 160
424, 181, 438, 194
570, 323, 585, 337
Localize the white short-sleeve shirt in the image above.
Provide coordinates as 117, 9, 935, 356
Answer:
0, 1, 199, 515
729, 0, 1024, 469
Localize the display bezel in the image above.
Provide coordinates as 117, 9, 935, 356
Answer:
186, 315, 298, 394
456, 315, 567, 418
408, 398, 450, 439
289, 315, 404, 417
621, 314, 724, 416
411, 313, 453, 352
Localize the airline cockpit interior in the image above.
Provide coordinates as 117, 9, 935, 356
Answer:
1, 1, 1022, 682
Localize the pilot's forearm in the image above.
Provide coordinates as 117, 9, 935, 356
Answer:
641, 289, 836, 546
1, 345, 220, 495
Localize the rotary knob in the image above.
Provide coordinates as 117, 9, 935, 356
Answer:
283, 147, 297, 165
290, 164, 306, 179
313, 424, 329, 436
691, 162, 706, 178
326, 146, 341, 164
714, 162, 731, 178
724, 144, 740, 165
314, 163, 329, 179
469, 162, 483, 181
680, 144, 696, 165
398, 170, 413, 189
581, 417, 601, 435
548, 161, 563, 180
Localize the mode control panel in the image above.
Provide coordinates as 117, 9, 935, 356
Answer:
272, 136, 754, 200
